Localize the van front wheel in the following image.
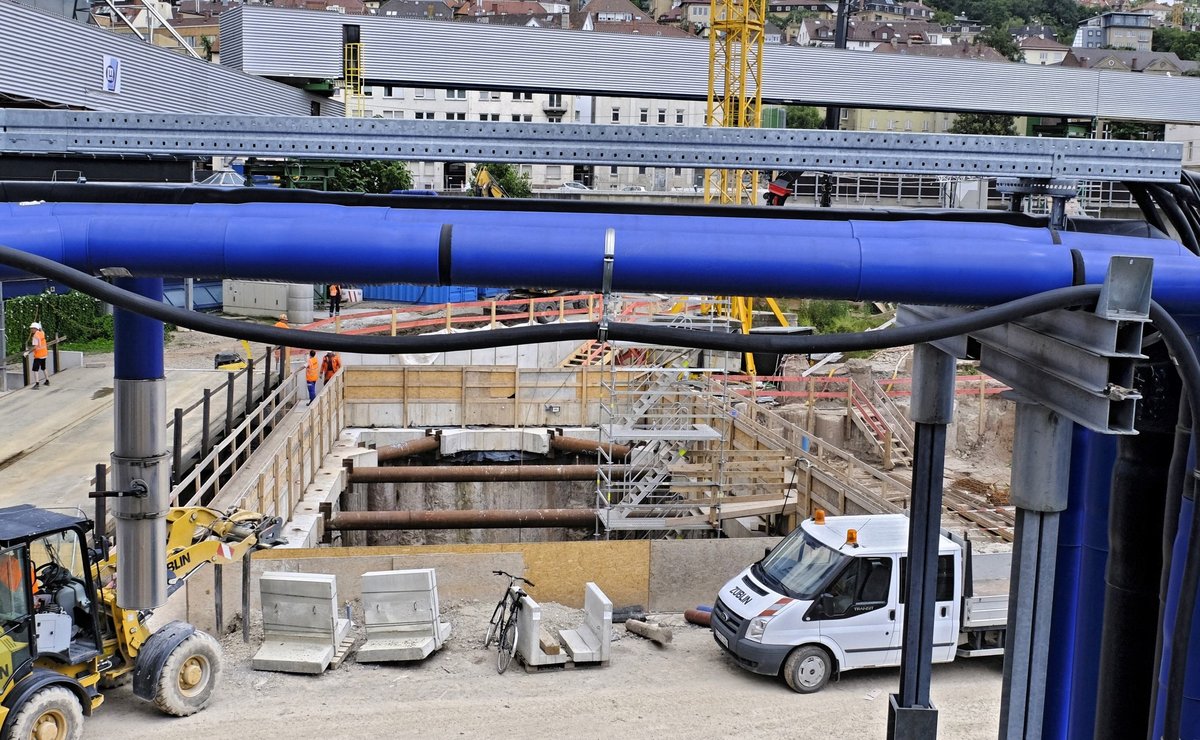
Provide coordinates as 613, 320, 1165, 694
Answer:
783, 645, 833, 693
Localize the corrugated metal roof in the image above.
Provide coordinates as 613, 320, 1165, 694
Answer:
0, 0, 338, 116
222, 4, 1200, 124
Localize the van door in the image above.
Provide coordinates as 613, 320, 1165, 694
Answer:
811, 555, 897, 670
895, 554, 959, 662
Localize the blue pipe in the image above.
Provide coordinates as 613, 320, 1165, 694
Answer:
1155, 444, 1200, 738
113, 277, 163, 380
1065, 430, 1117, 740
1043, 424, 1091, 738
0, 203, 1196, 311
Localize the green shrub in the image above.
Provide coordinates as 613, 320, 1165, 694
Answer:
3, 292, 115, 357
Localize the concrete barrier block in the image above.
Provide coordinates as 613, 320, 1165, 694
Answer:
254, 571, 351, 674
359, 567, 451, 664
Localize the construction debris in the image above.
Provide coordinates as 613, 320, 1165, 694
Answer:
626, 619, 673, 646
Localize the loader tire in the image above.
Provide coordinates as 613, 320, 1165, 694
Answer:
153, 630, 223, 716
6, 686, 83, 740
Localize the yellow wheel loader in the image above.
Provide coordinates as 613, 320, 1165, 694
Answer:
0, 503, 282, 739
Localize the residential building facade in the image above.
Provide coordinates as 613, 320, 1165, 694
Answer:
1073, 12, 1154, 50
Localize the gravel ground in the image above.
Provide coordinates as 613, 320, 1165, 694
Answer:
87, 600, 1002, 740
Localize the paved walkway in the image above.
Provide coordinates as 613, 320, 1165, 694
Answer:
0, 364, 231, 512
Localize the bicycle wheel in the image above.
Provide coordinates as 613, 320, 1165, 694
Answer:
484, 599, 506, 647
497, 612, 518, 674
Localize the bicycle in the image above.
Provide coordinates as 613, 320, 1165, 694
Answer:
483, 570, 535, 674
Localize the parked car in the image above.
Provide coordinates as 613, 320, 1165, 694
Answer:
620, 185, 647, 192
559, 181, 591, 191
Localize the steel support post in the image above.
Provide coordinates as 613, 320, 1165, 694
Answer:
111, 277, 168, 609
889, 343, 955, 740
1000, 403, 1072, 740
0, 280, 6, 393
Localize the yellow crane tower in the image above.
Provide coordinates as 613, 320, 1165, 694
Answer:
703, 0, 789, 375
343, 24, 366, 118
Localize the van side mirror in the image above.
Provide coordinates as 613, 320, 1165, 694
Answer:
818, 593, 834, 616
764, 546, 773, 558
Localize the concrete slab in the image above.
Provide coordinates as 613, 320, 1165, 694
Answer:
357, 635, 437, 663
647, 538, 781, 612
251, 637, 335, 675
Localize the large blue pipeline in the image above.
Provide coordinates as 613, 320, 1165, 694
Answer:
3, 198, 1200, 736
2, 201, 1200, 314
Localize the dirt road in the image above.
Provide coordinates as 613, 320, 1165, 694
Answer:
90, 603, 1002, 740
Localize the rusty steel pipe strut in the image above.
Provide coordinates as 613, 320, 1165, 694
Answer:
326, 509, 598, 530
375, 435, 440, 463
550, 435, 632, 458
347, 464, 604, 483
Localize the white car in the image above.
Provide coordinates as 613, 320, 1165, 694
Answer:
559, 181, 591, 191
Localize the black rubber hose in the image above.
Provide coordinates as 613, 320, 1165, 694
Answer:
1148, 299, 1200, 740
1125, 181, 1170, 235
0, 244, 1106, 357
1148, 183, 1200, 255
1149, 393, 1192, 734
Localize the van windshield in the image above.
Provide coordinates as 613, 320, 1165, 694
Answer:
754, 528, 848, 600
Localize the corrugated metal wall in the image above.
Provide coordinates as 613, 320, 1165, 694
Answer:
361, 284, 505, 304
219, 5, 1200, 124
0, 1, 335, 115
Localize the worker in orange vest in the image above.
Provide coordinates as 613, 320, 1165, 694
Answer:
305, 350, 319, 405
26, 321, 49, 389
321, 351, 342, 383
273, 313, 289, 369
328, 284, 341, 317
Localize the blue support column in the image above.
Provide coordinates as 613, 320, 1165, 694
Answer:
111, 277, 169, 609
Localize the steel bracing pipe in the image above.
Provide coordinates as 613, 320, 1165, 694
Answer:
326, 509, 598, 530
347, 464, 602, 483
375, 436, 440, 463
549, 435, 632, 458
111, 276, 169, 610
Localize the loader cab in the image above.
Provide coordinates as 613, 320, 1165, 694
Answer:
0, 505, 104, 688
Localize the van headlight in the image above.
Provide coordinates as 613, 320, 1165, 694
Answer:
747, 616, 771, 642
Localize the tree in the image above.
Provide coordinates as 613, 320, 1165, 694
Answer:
786, 105, 823, 129
329, 160, 412, 193
978, 25, 1022, 62
949, 113, 1018, 136
1106, 121, 1165, 141
470, 163, 532, 198
1153, 27, 1200, 63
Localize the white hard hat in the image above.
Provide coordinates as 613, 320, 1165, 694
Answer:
279, 313, 288, 321
29, 322, 41, 330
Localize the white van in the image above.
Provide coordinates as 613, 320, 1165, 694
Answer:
711, 513, 1008, 692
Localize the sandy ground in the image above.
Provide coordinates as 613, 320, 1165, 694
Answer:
88, 600, 1003, 740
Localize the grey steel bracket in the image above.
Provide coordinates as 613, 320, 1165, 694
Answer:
996, 178, 1080, 229
897, 256, 1151, 434
597, 228, 615, 344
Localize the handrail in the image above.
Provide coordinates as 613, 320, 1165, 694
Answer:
848, 379, 889, 442
172, 371, 299, 508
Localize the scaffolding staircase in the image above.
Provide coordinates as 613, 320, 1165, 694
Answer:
847, 379, 914, 469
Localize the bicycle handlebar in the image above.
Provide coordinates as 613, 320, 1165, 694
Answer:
492, 570, 535, 588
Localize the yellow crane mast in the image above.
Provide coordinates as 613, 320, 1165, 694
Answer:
703, 0, 789, 374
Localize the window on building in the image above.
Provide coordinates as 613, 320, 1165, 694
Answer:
383, 86, 402, 98
637, 166, 647, 174
611, 107, 621, 123
657, 108, 666, 124
381, 110, 403, 119
887, 120, 895, 130
639, 108, 649, 124
840, 109, 849, 120
511, 114, 533, 122
519, 164, 533, 177
479, 91, 500, 101
446, 112, 466, 121
414, 88, 435, 99
676, 110, 684, 124
479, 113, 500, 121
513, 91, 533, 101
546, 165, 562, 179
674, 167, 683, 175
610, 165, 619, 175
446, 89, 467, 100
547, 115, 562, 123
922, 120, 930, 132
363, 85, 374, 96
548, 93, 563, 107
904, 120, 912, 131
869, 118, 877, 129
414, 111, 433, 120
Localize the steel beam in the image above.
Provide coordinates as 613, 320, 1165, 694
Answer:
347, 464, 602, 483
326, 509, 598, 530
0, 110, 1182, 182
